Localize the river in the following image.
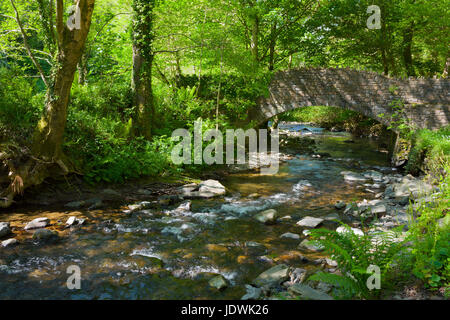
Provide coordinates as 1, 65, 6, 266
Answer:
0, 123, 394, 299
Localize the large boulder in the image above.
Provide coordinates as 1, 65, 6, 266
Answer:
253, 264, 290, 288
0, 222, 11, 238
179, 180, 226, 199
24, 217, 50, 230
254, 209, 278, 225
392, 178, 434, 199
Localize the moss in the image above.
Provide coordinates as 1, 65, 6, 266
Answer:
406, 126, 450, 176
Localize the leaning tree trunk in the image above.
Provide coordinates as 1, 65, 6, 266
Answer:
1, 0, 95, 208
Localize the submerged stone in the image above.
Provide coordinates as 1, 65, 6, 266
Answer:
32, 229, 58, 241
241, 285, 262, 300
254, 209, 278, 225
298, 239, 324, 252
280, 232, 300, 240
288, 283, 333, 300
209, 275, 228, 290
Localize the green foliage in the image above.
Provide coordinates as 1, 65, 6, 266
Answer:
0, 66, 43, 144
308, 225, 405, 299
83, 136, 175, 184
154, 72, 271, 132
70, 78, 132, 119
64, 80, 176, 183
406, 161, 450, 290
406, 126, 450, 176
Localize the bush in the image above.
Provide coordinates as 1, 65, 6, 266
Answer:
0, 66, 43, 144
406, 161, 450, 292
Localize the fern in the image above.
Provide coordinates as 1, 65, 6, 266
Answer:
308, 223, 405, 299
310, 272, 361, 299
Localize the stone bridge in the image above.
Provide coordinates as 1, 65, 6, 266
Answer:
248, 68, 450, 130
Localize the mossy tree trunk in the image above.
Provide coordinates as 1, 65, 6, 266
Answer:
1, 0, 95, 208
131, 0, 155, 140
33, 0, 96, 161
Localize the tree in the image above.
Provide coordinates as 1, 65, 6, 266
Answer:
1, 0, 96, 208
131, 0, 155, 140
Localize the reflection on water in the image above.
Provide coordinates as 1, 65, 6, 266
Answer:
0, 125, 393, 299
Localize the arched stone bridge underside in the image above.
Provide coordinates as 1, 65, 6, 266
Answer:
248, 68, 450, 130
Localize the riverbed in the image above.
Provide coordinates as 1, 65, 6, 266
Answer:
0, 124, 396, 299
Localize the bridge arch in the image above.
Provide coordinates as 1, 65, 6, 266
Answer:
248, 68, 449, 130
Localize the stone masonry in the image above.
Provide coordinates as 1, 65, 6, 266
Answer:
249, 68, 449, 130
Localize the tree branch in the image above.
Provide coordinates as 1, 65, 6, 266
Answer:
9, 0, 49, 87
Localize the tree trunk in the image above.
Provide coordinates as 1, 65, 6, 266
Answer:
443, 56, 450, 78
1, 0, 96, 208
131, 44, 154, 140
403, 24, 415, 77
131, 0, 155, 140
77, 51, 88, 85
251, 15, 259, 61
33, 0, 95, 160
268, 23, 277, 71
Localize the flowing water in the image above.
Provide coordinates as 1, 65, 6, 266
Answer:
0, 124, 394, 299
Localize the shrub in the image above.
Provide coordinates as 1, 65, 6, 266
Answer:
406, 161, 450, 291
308, 225, 405, 299
0, 66, 43, 144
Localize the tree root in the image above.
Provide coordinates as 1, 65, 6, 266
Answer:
0, 144, 70, 208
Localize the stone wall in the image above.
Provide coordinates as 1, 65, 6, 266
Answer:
250, 68, 450, 130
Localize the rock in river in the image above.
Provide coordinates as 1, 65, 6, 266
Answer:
241, 285, 262, 300
336, 226, 364, 237
341, 171, 367, 182
254, 209, 278, 225
179, 180, 226, 199
32, 229, 58, 241
253, 264, 290, 288
1, 238, 18, 247
66, 216, 86, 227
280, 233, 300, 240
24, 217, 50, 230
0, 222, 11, 238
298, 239, 324, 252
335, 201, 346, 210
296, 216, 324, 228
209, 275, 228, 290
288, 283, 333, 300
